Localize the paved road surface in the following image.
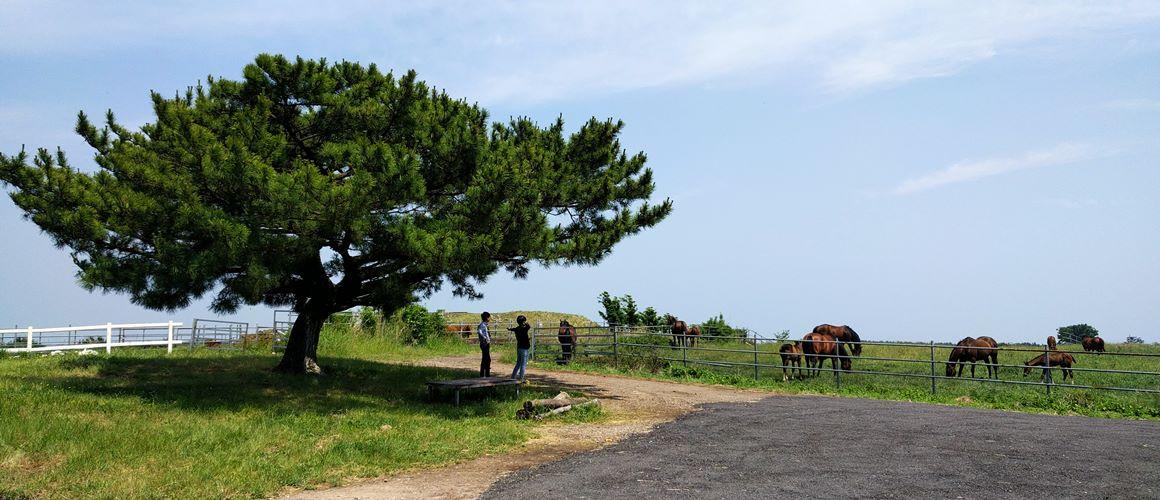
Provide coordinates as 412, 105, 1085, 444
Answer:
486, 395, 1160, 499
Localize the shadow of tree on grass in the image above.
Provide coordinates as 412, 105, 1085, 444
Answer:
18, 353, 538, 418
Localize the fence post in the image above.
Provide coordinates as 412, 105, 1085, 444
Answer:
190, 319, 198, 352
530, 326, 537, 361
166, 320, 175, 354
834, 350, 841, 389
26, 326, 33, 350
929, 341, 936, 394
613, 327, 619, 369
105, 322, 113, 354
1044, 343, 1052, 396
753, 338, 759, 380
682, 335, 688, 368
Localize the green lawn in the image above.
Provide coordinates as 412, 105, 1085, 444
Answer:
0, 326, 595, 499
530, 332, 1160, 420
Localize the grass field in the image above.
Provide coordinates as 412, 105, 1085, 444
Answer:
0, 324, 596, 499
529, 330, 1160, 420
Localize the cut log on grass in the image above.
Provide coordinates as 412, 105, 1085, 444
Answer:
516, 397, 599, 419
524, 397, 594, 411
533, 399, 599, 420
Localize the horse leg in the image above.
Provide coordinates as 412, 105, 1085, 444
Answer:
970, 361, 976, 378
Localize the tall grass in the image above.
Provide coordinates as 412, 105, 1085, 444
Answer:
0, 322, 594, 499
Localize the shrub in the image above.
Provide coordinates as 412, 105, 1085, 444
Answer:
358, 307, 380, 333
397, 305, 446, 345
700, 313, 749, 340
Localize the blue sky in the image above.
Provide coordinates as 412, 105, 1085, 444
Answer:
1, 1, 1158, 342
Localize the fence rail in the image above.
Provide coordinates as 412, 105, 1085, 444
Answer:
529, 326, 1160, 397
0, 322, 184, 353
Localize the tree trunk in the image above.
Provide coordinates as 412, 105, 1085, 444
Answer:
275, 308, 327, 374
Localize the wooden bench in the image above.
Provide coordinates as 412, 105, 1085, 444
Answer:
426, 377, 521, 405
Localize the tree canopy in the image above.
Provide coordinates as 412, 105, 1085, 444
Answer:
0, 54, 672, 373
1057, 324, 1099, 344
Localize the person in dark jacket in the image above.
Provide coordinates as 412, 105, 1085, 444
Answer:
509, 315, 531, 382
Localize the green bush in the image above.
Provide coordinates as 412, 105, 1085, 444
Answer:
358, 307, 380, 333
700, 313, 749, 340
397, 304, 447, 345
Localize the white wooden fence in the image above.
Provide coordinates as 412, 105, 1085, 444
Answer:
0, 322, 184, 354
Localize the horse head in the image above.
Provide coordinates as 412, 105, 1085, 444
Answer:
1022, 360, 1035, 377
845, 326, 863, 356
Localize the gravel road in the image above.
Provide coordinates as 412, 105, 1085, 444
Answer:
485, 395, 1160, 499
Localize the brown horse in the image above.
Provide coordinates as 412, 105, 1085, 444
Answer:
801, 333, 851, 376
945, 336, 1000, 378
445, 324, 472, 338
687, 325, 702, 348
667, 315, 690, 348
557, 320, 577, 363
1081, 335, 1105, 353
812, 324, 862, 356
1023, 351, 1075, 381
779, 342, 803, 381
1047, 336, 1057, 350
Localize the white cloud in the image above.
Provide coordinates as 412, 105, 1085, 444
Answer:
892, 143, 1099, 195
1, 1, 1158, 103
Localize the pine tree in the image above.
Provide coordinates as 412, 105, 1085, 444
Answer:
622, 294, 639, 326
0, 54, 671, 374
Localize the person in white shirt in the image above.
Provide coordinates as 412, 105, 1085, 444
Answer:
478, 311, 492, 377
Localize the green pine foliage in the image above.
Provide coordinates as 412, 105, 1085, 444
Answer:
0, 54, 671, 372
639, 307, 662, 327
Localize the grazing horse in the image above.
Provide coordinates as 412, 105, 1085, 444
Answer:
1023, 351, 1076, 381
445, 324, 472, 338
945, 336, 1000, 378
667, 315, 690, 348
687, 325, 702, 348
1081, 335, 1105, 354
812, 324, 862, 356
801, 333, 850, 376
557, 320, 577, 363
779, 342, 803, 381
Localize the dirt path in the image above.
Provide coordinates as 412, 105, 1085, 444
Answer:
282, 356, 765, 500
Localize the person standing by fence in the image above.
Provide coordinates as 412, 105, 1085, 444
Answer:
509, 315, 531, 382
478, 312, 492, 377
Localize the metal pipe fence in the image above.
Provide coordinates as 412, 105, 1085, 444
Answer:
530, 326, 1160, 398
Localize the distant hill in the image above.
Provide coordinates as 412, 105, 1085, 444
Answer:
441, 310, 598, 327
